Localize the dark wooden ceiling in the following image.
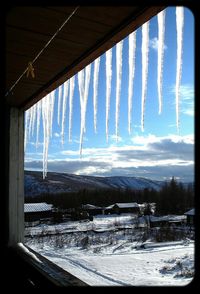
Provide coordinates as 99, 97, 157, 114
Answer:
6, 6, 165, 110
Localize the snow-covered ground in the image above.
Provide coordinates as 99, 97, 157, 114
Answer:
25, 214, 194, 286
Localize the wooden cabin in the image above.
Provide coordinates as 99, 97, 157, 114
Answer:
105, 202, 140, 215
82, 204, 103, 216
24, 202, 53, 225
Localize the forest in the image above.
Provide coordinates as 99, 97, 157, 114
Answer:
25, 177, 194, 215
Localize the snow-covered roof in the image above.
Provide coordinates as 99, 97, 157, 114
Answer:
105, 204, 115, 209
150, 215, 186, 222
114, 202, 139, 209
105, 203, 139, 210
82, 204, 102, 210
184, 208, 195, 216
24, 202, 53, 213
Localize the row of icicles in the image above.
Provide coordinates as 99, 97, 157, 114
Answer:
24, 7, 184, 179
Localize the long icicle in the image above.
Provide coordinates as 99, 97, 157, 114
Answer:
157, 9, 166, 115
83, 64, 91, 133
115, 40, 123, 141
24, 108, 30, 152
28, 105, 34, 140
36, 99, 41, 148
57, 84, 63, 126
79, 64, 91, 156
41, 97, 46, 179
41, 94, 51, 179
49, 90, 55, 138
69, 76, 75, 142
141, 21, 149, 132
46, 95, 51, 178
128, 31, 136, 134
175, 7, 184, 133
61, 80, 69, 145
31, 103, 37, 137
93, 57, 100, 133
105, 48, 112, 142
78, 68, 85, 138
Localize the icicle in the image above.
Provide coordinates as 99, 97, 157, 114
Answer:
41, 95, 51, 179
42, 97, 47, 179
93, 57, 100, 133
28, 105, 33, 140
175, 7, 184, 133
78, 70, 84, 156
24, 108, 30, 152
69, 76, 75, 142
115, 40, 123, 140
157, 9, 166, 115
61, 80, 69, 145
57, 84, 63, 126
36, 100, 41, 148
128, 31, 136, 135
28, 104, 37, 141
79, 64, 91, 155
83, 64, 91, 133
41, 101, 45, 179
141, 21, 149, 132
49, 90, 55, 138
31, 103, 37, 137
105, 48, 112, 142
78, 69, 85, 137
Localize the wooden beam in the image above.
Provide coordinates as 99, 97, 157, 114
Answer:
21, 6, 166, 110
8, 108, 24, 245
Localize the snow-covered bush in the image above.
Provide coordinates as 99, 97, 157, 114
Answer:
159, 254, 194, 279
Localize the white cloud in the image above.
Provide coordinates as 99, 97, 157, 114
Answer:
25, 134, 194, 182
149, 37, 167, 51
179, 84, 194, 100
54, 132, 60, 137
131, 133, 194, 146
131, 134, 158, 145
170, 84, 194, 117
182, 108, 194, 116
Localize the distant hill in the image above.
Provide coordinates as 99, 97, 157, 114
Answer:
25, 170, 166, 197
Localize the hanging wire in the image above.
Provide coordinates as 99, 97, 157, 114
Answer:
5, 6, 79, 97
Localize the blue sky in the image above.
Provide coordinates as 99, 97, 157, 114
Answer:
25, 6, 194, 182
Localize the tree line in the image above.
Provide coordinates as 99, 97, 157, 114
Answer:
25, 177, 194, 215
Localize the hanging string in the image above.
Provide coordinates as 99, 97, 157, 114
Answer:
5, 6, 79, 97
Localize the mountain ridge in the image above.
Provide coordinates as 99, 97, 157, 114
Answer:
24, 170, 189, 197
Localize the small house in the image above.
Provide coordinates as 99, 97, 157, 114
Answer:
24, 202, 53, 225
149, 215, 186, 228
105, 202, 140, 215
82, 204, 103, 216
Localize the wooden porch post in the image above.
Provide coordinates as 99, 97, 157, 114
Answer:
8, 107, 24, 246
